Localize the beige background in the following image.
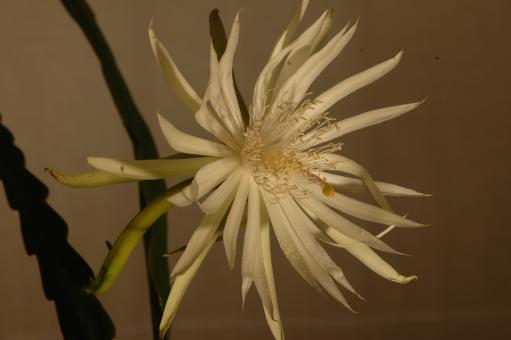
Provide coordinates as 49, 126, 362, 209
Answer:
1, 0, 510, 339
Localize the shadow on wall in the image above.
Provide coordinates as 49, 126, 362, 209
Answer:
0, 114, 115, 340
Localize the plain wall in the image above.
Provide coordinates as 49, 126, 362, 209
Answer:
1, 0, 510, 339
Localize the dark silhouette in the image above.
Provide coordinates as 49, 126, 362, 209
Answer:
0, 115, 115, 340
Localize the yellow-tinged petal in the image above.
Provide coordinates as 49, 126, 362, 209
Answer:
47, 168, 134, 188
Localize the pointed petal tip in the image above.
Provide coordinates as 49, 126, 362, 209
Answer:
148, 17, 155, 31
399, 275, 418, 284
394, 50, 404, 61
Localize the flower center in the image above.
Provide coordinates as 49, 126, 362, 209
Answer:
241, 98, 339, 198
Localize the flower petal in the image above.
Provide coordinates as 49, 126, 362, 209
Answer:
262, 190, 321, 292
270, 22, 356, 114
86, 156, 216, 180
157, 113, 233, 157
159, 229, 220, 339
300, 101, 424, 149
223, 174, 249, 269
199, 168, 243, 214
47, 168, 135, 188
310, 185, 424, 227
168, 157, 238, 207
148, 20, 201, 113
320, 172, 429, 197
170, 193, 234, 278
297, 196, 402, 254
258, 207, 285, 340
241, 178, 261, 305
270, 0, 310, 58
279, 197, 359, 297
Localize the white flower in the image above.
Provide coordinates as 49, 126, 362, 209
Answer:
51, 1, 427, 339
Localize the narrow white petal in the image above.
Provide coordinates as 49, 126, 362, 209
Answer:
148, 21, 201, 113
262, 191, 321, 292
171, 193, 234, 278
271, 22, 356, 114
313, 218, 417, 284
47, 168, 135, 188
157, 113, 233, 157
241, 178, 261, 305
312, 51, 403, 116
195, 101, 240, 149
280, 197, 359, 296
223, 175, 249, 269
270, 0, 310, 58
199, 169, 243, 214
321, 172, 429, 197
159, 229, 219, 338
272, 8, 334, 91
310, 185, 424, 227
258, 206, 284, 339
168, 157, 238, 207
276, 197, 355, 311
218, 12, 245, 130
301, 102, 423, 149
86, 156, 215, 180
282, 51, 403, 141
298, 196, 401, 254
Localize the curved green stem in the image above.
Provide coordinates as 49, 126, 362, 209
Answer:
89, 179, 191, 294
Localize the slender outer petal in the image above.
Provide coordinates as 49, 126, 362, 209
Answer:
199, 168, 243, 213
223, 175, 249, 269
261, 191, 322, 292
89, 179, 191, 294
171, 188, 235, 278
168, 157, 238, 207
310, 214, 417, 284
149, 20, 201, 113
157, 113, 233, 157
86, 156, 216, 180
320, 172, 428, 197
297, 196, 402, 254
47, 168, 135, 188
300, 101, 423, 149
259, 205, 285, 340
282, 51, 404, 141
280, 198, 359, 296
311, 185, 424, 227
270, 0, 310, 58
159, 229, 221, 339
241, 178, 261, 305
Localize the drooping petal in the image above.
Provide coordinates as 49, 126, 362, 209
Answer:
199, 168, 243, 214
148, 20, 201, 113
275, 197, 355, 311
157, 113, 233, 157
261, 191, 321, 292
310, 214, 417, 284
279, 197, 359, 296
297, 196, 402, 254
258, 206, 285, 340
159, 229, 220, 339
300, 101, 424, 149
241, 178, 261, 305
86, 156, 216, 180
223, 174, 249, 269
320, 172, 429, 197
310, 185, 424, 227
171, 191, 235, 278
47, 168, 135, 188
168, 157, 238, 207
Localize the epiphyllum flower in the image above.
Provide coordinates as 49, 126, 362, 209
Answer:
50, 1, 427, 339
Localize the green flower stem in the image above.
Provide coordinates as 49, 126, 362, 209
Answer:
89, 179, 190, 295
